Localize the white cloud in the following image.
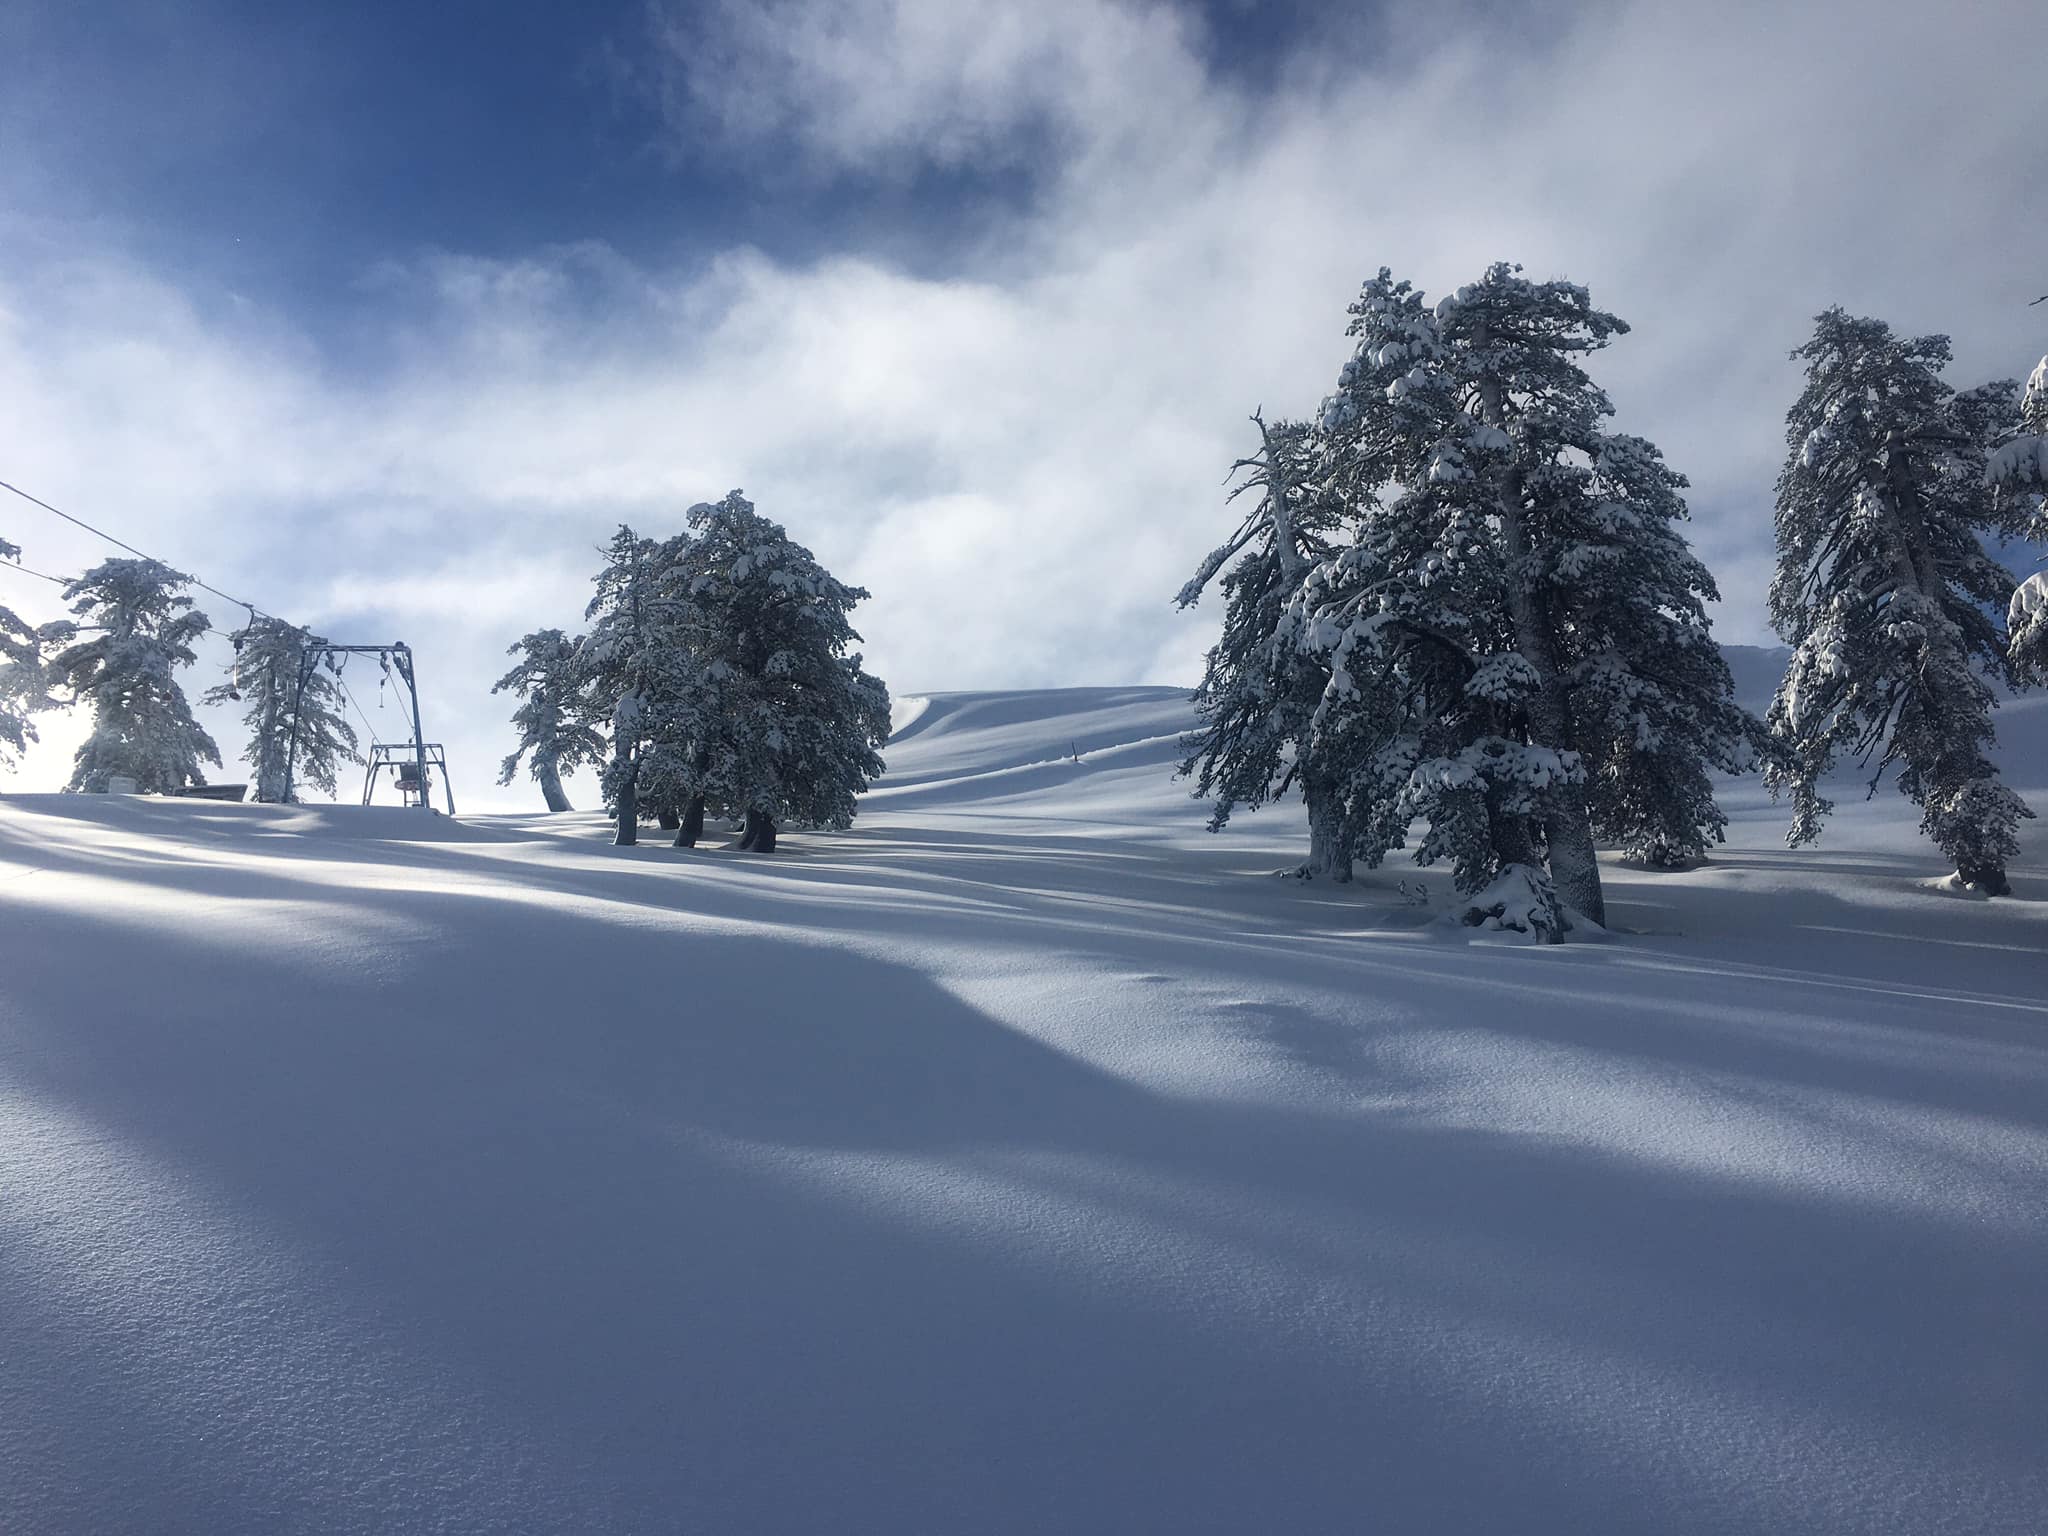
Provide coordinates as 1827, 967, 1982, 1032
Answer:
639, 0, 1217, 179
3, 0, 2044, 811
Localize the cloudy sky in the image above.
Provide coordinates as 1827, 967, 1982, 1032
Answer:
3, 0, 2043, 808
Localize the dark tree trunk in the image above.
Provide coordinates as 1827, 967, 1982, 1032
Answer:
1489, 807, 1544, 871
737, 808, 777, 852
613, 771, 639, 846
255, 686, 284, 803
537, 758, 573, 814
1303, 778, 1350, 882
675, 794, 705, 848
656, 806, 680, 831
1503, 560, 1604, 928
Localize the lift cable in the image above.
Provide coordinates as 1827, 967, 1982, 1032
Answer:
335, 674, 379, 746
0, 559, 73, 587
0, 477, 283, 625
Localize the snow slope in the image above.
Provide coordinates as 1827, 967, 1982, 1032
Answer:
2, 685, 2045, 1534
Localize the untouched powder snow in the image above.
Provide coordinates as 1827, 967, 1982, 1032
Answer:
2, 685, 2045, 1534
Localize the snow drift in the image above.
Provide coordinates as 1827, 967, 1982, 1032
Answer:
1, 683, 2044, 1534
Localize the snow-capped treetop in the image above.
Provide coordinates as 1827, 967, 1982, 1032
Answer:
1322, 264, 1625, 443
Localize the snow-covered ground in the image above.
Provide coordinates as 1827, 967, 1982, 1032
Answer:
3, 676, 2045, 1534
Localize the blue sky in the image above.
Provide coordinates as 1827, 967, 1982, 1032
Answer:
8, 0, 1326, 323
3, 0, 2044, 807
9, 1, 963, 327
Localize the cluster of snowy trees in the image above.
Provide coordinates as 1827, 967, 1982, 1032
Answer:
496, 491, 891, 853
6, 491, 885, 849
4, 275, 2039, 909
0, 551, 359, 800
1180, 264, 2047, 935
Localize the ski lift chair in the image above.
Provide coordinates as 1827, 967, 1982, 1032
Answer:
391, 761, 429, 807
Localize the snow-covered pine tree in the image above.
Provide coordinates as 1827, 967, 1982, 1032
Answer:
1989, 355, 2048, 682
580, 526, 664, 845
633, 545, 739, 849
0, 535, 55, 767
1767, 308, 2030, 894
1304, 264, 1753, 931
1301, 269, 1555, 911
202, 615, 358, 801
48, 557, 220, 792
1562, 432, 1765, 867
1177, 414, 1351, 878
494, 628, 606, 812
605, 525, 747, 844
652, 492, 890, 853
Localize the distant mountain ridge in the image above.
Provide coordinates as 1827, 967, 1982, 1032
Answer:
880, 642, 2046, 803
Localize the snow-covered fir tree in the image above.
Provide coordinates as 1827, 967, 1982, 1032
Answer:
579, 526, 667, 845
645, 492, 890, 853
632, 537, 740, 847
0, 535, 55, 767
48, 557, 220, 793
1299, 265, 1754, 933
494, 627, 606, 812
1176, 415, 1349, 877
574, 499, 889, 853
1767, 308, 2029, 894
580, 525, 739, 844
1565, 431, 1766, 867
202, 615, 358, 801
1989, 355, 2048, 683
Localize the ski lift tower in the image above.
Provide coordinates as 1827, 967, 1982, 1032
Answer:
282, 640, 454, 813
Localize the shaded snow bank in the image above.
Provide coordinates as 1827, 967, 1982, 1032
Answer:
0, 792, 530, 843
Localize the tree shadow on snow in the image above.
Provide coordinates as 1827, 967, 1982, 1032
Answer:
3, 802, 2047, 1533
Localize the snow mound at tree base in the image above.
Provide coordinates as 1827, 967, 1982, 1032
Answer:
1928, 871, 2006, 899
1453, 862, 1570, 941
